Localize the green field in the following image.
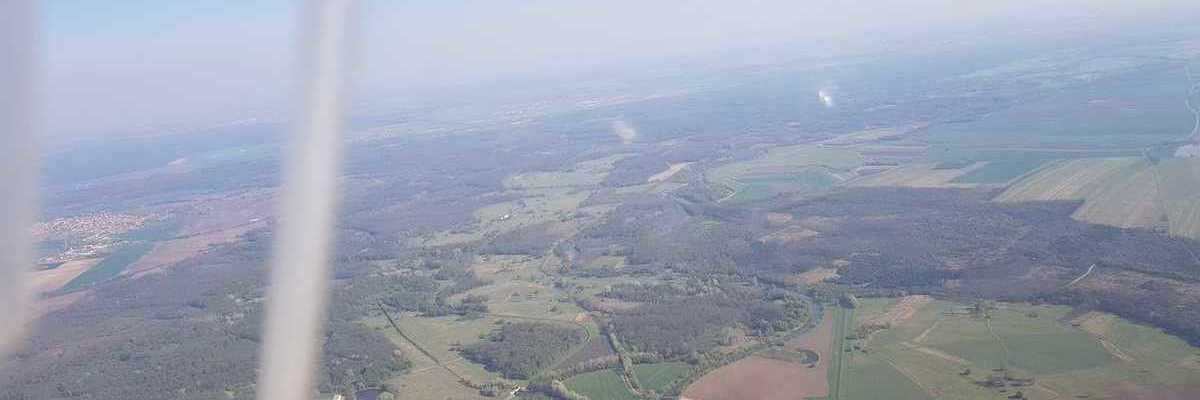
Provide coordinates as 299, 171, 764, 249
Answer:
950, 159, 1049, 184
726, 168, 839, 203
564, 369, 637, 400
706, 144, 862, 202
631, 362, 691, 393
841, 355, 930, 400
831, 298, 1200, 400
58, 241, 156, 293
828, 306, 851, 400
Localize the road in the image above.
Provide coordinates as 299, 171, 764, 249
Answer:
1066, 264, 1097, 287
1187, 64, 1200, 142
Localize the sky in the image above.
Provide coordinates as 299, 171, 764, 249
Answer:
38, 0, 1200, 140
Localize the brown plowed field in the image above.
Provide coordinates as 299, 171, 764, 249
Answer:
683, 311, 833, 400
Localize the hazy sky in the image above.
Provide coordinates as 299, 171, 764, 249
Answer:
39, 0, 1199, 139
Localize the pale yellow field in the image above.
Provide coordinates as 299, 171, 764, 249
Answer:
1158, 158, 1200, 240
847, 163, 983, 188
995, 158, 1140, 202
998, 156, 1200, 240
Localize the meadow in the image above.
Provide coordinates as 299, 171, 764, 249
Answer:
565, 369, 637, 400
706, 145, 863, 202
832, 298, 1200, 400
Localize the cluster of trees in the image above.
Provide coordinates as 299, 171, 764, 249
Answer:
375, 273, 491, 317
460, 322, 585, 379
610, 291, 807, 357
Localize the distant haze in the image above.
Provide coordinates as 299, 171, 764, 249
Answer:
41, 0, 1200, 140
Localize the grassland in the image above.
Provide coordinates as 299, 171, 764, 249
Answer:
57, 241, 156, 293
828, 306, 853, 399
564, 369, 638, 400
706, 145, 863, 202
725, 168, 840, 203
631, 362, 691, 393
833, 298, 1200, 400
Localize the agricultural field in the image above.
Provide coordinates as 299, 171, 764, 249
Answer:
831, 297, 1200, 400
925, 64, 1195, 148
706, 145, 863, 202
991, 154, 1162, 229
723, 168, 840, 203
631, 362, 691, 394
1157, 157, 1200, 239
56, 241, 156, 293
847, 163, 981, 188
949, 159, 1049, 184
565, 369, 638, 400
683, 310, 835, 400
364, 315, 501, 400
994, 158, 1142, 202
30, 258, 97, 294
998, 156, 1200, 240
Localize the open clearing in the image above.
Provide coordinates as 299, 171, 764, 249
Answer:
648, 162, 692, 183
791, 267, 839, 285
683, 310, 834, 400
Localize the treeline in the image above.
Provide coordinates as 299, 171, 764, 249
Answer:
461, 322, 585, 379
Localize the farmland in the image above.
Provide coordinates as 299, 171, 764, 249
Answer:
565, 369, 637, 400
631, 362, 691, 393
1158, 158, 1200, 239
994, 158, 1141, 202
847, 163, 981, 188
828, 298, 1200, 400
56, 241, 155, 293
9, 23, 1200, 400
706, 145, 863, 202
683, 310, 835, 400
997, 156, 1200, 240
